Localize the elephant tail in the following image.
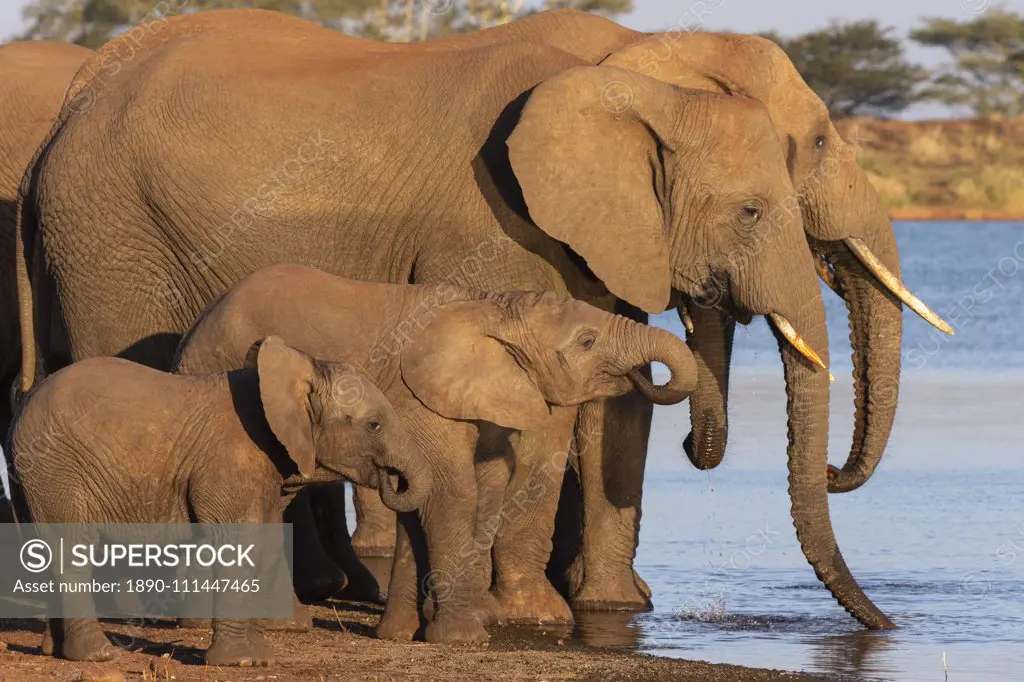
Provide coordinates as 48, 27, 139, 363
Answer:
13, 69, 84, 405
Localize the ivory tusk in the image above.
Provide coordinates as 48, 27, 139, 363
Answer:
769, 313, 829, 372
679, 304, 695, 334
844, 237, 954, 336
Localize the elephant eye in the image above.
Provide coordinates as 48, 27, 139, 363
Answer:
578, 332, 596, 351
366, 419, 382, 435
739, 205, 761, 226
814, 135, 827, 150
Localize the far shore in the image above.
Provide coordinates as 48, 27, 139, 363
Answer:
889, 207, 1024, 221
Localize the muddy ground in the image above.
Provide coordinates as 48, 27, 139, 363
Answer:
0, 601, 856, 682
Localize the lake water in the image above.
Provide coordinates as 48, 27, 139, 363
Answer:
618, 222, 1024, 681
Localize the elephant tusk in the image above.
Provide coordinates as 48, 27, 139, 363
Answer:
815, 254, 843, 296
679, 304, 695, 334
844, 237, 954, 336
769, 314, 829, 372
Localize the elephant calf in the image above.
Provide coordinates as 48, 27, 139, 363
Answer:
8, 336, 431, 665
173, 264, 697, 643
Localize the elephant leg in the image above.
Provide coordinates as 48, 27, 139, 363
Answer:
352, 485, 396, 558
469, 434, 515, 626
491, 406, 576, 624
307, 484, 382, 602
420, 462, 490, 644
46, 618, 115, 662
284, 489, 347, 602
206, 618, 271, 667
377, 512, 427, 641
570, 391, 654, 612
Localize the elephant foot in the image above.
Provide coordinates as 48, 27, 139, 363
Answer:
571, 572, 653, 612
376, 608, 420, 641
332, 562, 383, 604
177, 618, 212, 629
293, 564, 347, 602
262, 601, 312, 632
351, 527, 396, 558
56, 622, 116, 662
204, 631, 273, 667
494, 579, 573, 625
634, 569, 652, 600
476, 591, 508, 626
424, 611, 489, 644
41, 621, 54, 656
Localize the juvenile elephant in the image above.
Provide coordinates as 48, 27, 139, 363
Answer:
17, 9, 884, 630
9, 336, 431, 664
173, 265, 697, 642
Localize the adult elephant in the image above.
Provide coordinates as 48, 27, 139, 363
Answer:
16, 9, 889, 631
0, 41, 89, 429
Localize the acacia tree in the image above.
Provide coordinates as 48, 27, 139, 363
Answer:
911, 8, 1024, 117
13, 0, 632, 46
761, 20, 925, 118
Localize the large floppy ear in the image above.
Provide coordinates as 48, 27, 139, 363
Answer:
400, 301, 551, 432
508, 65, 686, 314
253, 336, 318, 476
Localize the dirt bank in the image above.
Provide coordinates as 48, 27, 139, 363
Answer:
0, 602, 851, 682
836, 115, 1024, 221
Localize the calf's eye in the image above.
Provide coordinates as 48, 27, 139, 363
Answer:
367, 420, 382, 434
814, 135, 827, 150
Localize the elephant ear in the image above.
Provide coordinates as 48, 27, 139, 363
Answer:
508, 65, 683, 314
254, 336, 318, 477
400, 301, 551, 432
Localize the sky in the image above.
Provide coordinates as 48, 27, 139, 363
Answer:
1, 0, 1022, 116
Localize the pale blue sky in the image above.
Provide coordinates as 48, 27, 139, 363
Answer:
4, 0, 1021, 42
2, 0, 1021, 116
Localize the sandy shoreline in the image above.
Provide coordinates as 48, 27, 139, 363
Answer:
0, 603, 855, 681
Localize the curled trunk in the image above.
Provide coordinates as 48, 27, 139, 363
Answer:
680, 305, 735, 469
624, 319, 697, 405
377, 437, 433, 513
773, 307, 894, 630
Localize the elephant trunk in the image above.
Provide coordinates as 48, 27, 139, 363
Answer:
681, 305, 735, 470
773, 303, 894, 630
619, 317, 697, 405
826, 231, 903, 493
817, 175, 907, 494
376, 434, 433, 514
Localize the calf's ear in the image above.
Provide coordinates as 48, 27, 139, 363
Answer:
400, 301, 551, 432
254, 336, 317, 476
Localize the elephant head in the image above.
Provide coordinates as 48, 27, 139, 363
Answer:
246, 336, 432, 513
600, 33, 953, 492
504, 65, 892, 629
399, 291, 698, 432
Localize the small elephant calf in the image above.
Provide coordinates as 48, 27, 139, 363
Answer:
174, 264, 698, 643
9, 336, 430, 665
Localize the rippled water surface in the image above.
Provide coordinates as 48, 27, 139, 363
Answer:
622, 222, 1024, 680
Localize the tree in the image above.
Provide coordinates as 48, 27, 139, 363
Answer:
911, 7, 1024, 117
13, 0, 632, 47
761, 21, 926, 119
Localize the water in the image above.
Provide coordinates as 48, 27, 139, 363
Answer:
622, 222, 1024, 680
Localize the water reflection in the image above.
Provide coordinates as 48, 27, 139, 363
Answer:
807, 631, 895, 678
573, 611, 643, 649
